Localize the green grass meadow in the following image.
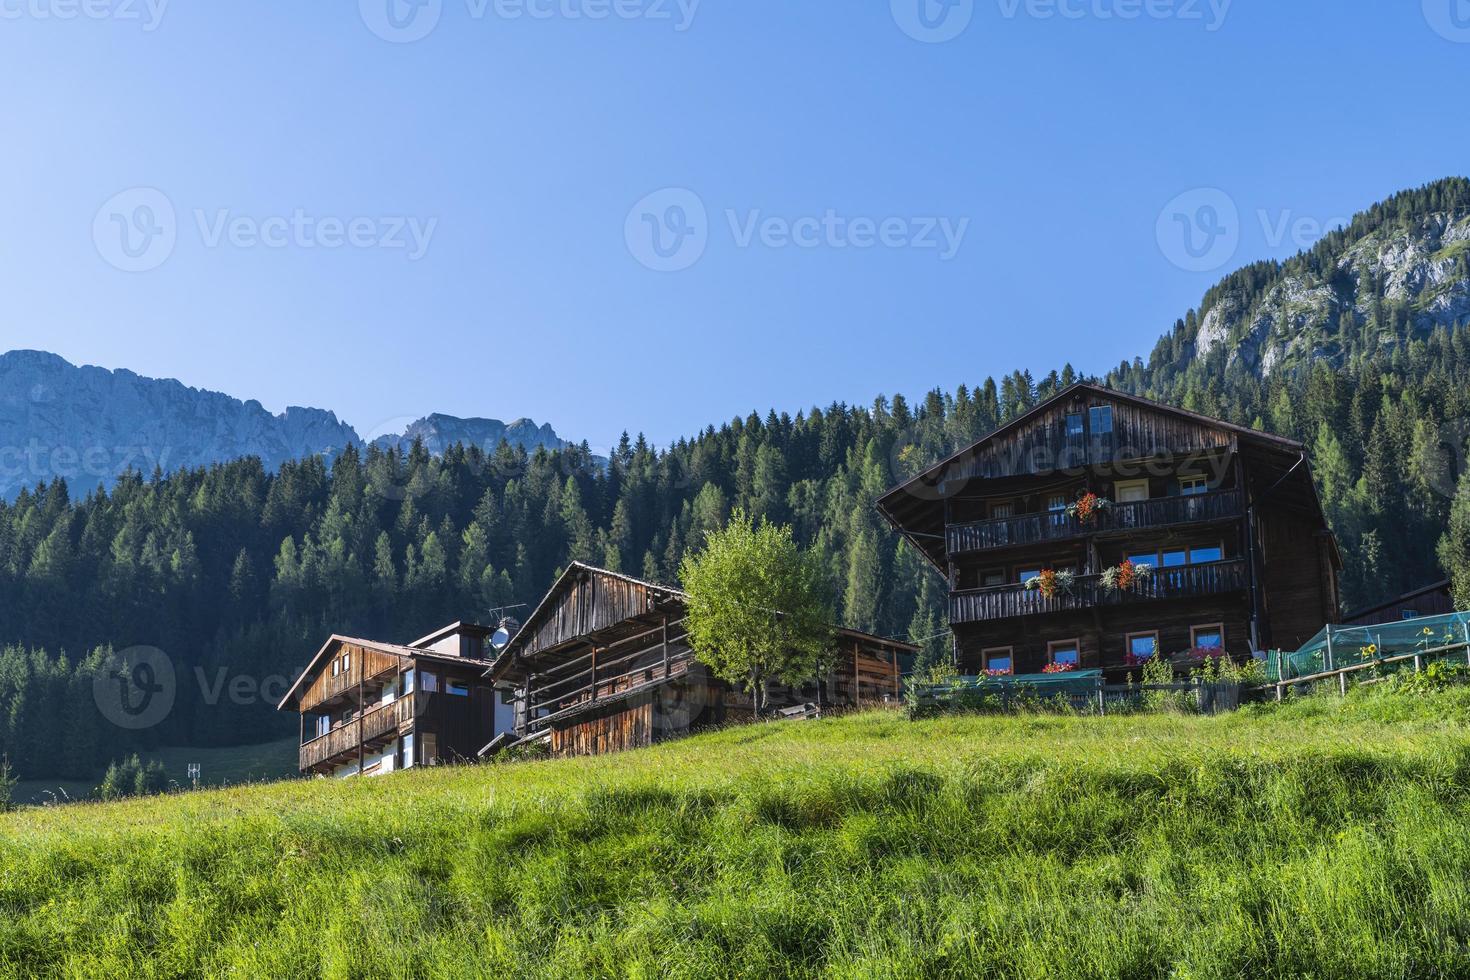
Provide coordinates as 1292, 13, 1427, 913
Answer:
6, 689, 1470, 977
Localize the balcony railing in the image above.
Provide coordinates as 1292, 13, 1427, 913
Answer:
948, 559, 1248, 625
946, 489, 1242, 555
299, 694, 417, 772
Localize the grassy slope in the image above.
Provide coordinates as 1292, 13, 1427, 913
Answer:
10, 738, 299, 806
5, 692, 1470, 978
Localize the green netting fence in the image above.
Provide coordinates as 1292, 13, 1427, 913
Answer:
909, 669, 1106, 715
1263, 610, 1470, 683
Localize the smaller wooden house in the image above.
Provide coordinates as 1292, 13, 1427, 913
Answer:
484, 563, 915, 757
1343, 580, 1455, 627
277, 623, 510, 777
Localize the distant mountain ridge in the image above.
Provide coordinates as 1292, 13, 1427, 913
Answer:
0, 350, 570, 499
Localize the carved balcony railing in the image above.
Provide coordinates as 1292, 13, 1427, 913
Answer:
946, 489, 1243, 556
948, 559, 1248, 625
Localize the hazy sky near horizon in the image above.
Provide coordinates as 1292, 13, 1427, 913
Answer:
2, 1, 1468, 452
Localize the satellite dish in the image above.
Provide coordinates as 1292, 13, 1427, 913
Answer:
490, 616, 520, 652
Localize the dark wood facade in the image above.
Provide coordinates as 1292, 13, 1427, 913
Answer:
1343, 580, 1455, 627
278, 627, 503, 776
877, 383, 1341, 673
487, 563, 916, 757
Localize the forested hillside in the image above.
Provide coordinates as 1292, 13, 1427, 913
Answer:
2, 178, 1469, 780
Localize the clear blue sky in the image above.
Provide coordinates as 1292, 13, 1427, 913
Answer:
2, 1, 1467, 452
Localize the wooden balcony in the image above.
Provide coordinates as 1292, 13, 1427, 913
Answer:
948, 559, 1248, 625
299, 694, 417, 772
946, 489, 1243, 556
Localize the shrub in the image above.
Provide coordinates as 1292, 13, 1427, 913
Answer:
0, 755, 15, 813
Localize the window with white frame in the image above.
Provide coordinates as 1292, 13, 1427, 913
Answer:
1178, 474, 1209, 495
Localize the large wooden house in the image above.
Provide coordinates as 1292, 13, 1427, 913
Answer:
277, 623, 511, 777
876, 383, 1340, 675
484, 563, 916, 757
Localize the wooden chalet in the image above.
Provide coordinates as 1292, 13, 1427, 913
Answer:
485, 562, 916, 757
1343, 580, 1455, 627
876, 383, 1341, 675
278, 622, 511, 776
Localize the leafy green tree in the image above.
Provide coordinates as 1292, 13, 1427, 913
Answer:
680, 511, 833, 716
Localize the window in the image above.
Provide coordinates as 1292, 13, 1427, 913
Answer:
342, 653, 350, 672
446, 679, 470, 697
420, 733, 438, 766
315, 715, 330, 738
1179, 474, 1209, 496
1066, 413, 1084, 436
981, 570, 1006, 588
1402, 609, 1421, 620
1126, 632, 1158, 661
1048, 639, 1081, 668
331, 658, 340, 677
1018, 568, 1041, 585
1089, 405, 1113, 435
400, 733, 415, 769
420, 670, 439, 693
1047, 494, 1067, 512
982, 647, 1014, 675
1189, 545, 1223, 564
402, 669, 416, 695
1161, 549, 1188, 568
1128, 551, 1157, 567
1115, 479, 1149, 503
1191, 624, 1225, 650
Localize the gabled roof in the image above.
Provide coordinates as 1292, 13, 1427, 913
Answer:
491, 562, 685, 668
881, 382, 1299, 504
275, 633, 491, 711
875, 382, 1331, 573
411, 621, 493, 648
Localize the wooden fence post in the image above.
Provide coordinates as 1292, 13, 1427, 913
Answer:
1096, 674, 1105, 716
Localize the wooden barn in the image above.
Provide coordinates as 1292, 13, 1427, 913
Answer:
484, 562, 915, 757
877, 383, 1341, 674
